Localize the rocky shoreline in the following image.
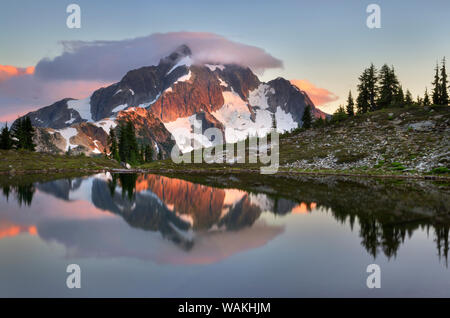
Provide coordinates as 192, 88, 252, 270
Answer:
1, 166, 449, 182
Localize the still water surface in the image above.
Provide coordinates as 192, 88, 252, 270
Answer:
0, 173, 449, 297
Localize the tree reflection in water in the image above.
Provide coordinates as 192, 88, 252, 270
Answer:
0, 173, 448, 266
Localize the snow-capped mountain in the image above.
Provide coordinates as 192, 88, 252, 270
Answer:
17, 45, 327, 156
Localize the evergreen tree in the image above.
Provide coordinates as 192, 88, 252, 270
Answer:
432, 62, 441, 105
440, 57, 448, 105
12, 118, 25, 149
331, 105, 347, 124
144, 144, 154, 162
423, 87, 431, 106
394, 85, 405, 107
0, 123, 13, 150
346, 90, 355, 116
377, 64, 399, 108
313, 117, 325, 128
405, 89, 413, 105
356, 68, 370, 114
108, 127, 119, 161
23, 117, 35, 151
357, 64, 378, 113
301, 105, 312, 129
118, 121, 139, 164
118, 123, 128, 162
416, 95, 423, 106
139, 144, 145, 163
367, 63, 378, 111
12, 117, 35, 151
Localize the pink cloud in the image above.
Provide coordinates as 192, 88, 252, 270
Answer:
290, 79, 338, 106
0, 65, 34, 82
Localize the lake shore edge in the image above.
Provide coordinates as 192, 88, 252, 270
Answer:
1, 166, 449, 182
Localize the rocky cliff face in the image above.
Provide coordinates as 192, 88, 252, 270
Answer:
116, 107, 175, 158
18, 44, 327, 156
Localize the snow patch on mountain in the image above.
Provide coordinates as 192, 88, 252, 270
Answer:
205, 64, 225, 71
174, 70, 192, 84
212, 90, 253, 143
59, 127, 78, 151
167, 56, 193, 75
164, 114, 213, 153
211, 89, 276, 143
112, 104, 128, 113
93, 118, 117, 133
248, 84, 274, 109
138, 93, 161, 108
218, 77, 228, 87
67, 98, 92, 122
92, 140, 102, 154
275, 106, 298, 132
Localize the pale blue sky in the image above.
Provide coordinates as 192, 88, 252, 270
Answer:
1, 0, 449, 114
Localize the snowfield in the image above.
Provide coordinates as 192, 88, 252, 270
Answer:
67, 98, 93, 122
164, 115, 214, 153
164, 85, 299, 151
93, 119, 117, 134
275, 106, 298, 132
58, 127, 78, 151
248, 84, 274, 110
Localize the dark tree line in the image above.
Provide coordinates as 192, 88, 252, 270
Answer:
107, 121, 156, 165
0, 116, 35, 151
300, 57, 448, 130
301, 105, 312, 129
343, 57, 449, 117
432, 57, 449, 105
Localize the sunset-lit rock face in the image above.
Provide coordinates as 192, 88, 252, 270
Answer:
15, 45, 326, 156
150, 65, 225, 122
116, 107, 175, 158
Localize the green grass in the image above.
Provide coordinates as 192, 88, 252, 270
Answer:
2, 104, 449, 179
137, 105, 449, 178
429, 167, 450, 174
0, 149, 121, 173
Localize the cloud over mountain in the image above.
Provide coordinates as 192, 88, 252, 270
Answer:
34, 32, 283, 82
0, 32, 283, 121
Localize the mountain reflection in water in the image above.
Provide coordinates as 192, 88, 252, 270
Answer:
0, 173, 448, 266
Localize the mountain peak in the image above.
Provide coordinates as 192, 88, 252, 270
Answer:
160, 44, 192, 66
18, 44, 328, 157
